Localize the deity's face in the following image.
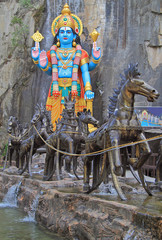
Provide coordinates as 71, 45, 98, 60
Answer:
58, 27, 75, 47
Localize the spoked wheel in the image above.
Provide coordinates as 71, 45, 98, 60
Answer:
108, 150, 127, 201
138, 168, 152, 196
86, 152, 107, 193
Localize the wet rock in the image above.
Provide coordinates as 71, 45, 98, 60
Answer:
158, 181, 162, 191
0, 172, 162, 239
3, 166, 19, 175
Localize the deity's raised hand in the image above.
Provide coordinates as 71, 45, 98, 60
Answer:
92, 47, 101, 60
39, 50, 48, 68
31, 46, 40, 60
31, 31, 44, 61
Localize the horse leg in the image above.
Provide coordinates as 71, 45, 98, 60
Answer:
109, 130, 123, 176
121, 148, 127, 177
59, 154, 62, 179
9, 147, 13, 166
28, 140, 34, 177
72, 145, 80, 180
87, 153, 108, 193
60, 133, 74, 173
125, 147, 141, 183
108, 150, 127, 201
134, 133, 152, 170
83, 157, 92, 191
133, 133, 152, 196
47, 155, 56, 181
55, 138, 61, 180
92, 156, 100, 187
3, 145, 9, 171
19, 154, 28, 175
43, 148, 54, 180
15, 149, 19, 168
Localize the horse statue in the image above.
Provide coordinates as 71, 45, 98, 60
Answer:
84, 63, 159, 200
43, 93, 99, 181
18, 104, 52, 176
3, 116, 23, 170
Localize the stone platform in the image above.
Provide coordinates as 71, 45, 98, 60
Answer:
0, 171, 161, 240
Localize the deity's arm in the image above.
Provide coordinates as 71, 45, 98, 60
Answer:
88, 47, 101, 71
81, 63, 94, 100
31, 47, 52, 76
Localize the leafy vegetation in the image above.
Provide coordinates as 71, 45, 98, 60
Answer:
1, 143, 8, 158
10, 15, 29, 52
19, 0, 33, 8
11, 16, 23, 25
11, 24, 29, 49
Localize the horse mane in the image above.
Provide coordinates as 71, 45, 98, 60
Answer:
108, 63, 140, 117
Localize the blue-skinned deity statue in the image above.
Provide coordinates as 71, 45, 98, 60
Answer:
31, 3, 101, 130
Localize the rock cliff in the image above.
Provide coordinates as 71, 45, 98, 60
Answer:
0, 0, 162, 144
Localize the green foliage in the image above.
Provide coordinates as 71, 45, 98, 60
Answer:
11, 16, 22, 26
11, 24, 29, 49
1, 143, 8, 157
10, 15, 29, 50
19, 0, 33, 8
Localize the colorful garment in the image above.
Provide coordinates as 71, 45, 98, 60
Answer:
46, 48, 89, 130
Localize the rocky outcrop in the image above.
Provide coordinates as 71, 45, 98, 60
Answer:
0, 0, 162, 140
0, 172, 162, 239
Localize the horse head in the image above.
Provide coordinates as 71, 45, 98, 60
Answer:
77, 109, 100, 128
126, 63, 159, 102
7, 116, 19, 134
31, 104, 41, 125
64, 93, 76, 116
108, 63, 160, 118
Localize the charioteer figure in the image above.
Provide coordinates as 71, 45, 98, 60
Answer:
31, 3, 101, 130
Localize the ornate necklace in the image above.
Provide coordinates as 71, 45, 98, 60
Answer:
57, 48, 75, 58
50, 44, 82, 98
57, 49, 76, 69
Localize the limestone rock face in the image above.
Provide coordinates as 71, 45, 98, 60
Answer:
0, 0, 162, 132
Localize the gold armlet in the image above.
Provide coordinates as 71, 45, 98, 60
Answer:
80, 57, 89, 67
92, 58, 100, 64
85, 82, 92, 91
33, 59, 39, 64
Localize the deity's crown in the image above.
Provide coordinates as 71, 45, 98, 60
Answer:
51, 3, 83, 37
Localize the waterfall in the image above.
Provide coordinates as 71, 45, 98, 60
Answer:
22, 194, 40, 222
0, 181, 22, 208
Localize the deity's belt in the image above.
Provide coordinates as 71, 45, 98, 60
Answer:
58, 78, 80, 88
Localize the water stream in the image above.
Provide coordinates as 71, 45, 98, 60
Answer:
0, 184, 66, 240
22, 194, 40, 223
0, 207, 64, 240
0, 181, 22, 208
